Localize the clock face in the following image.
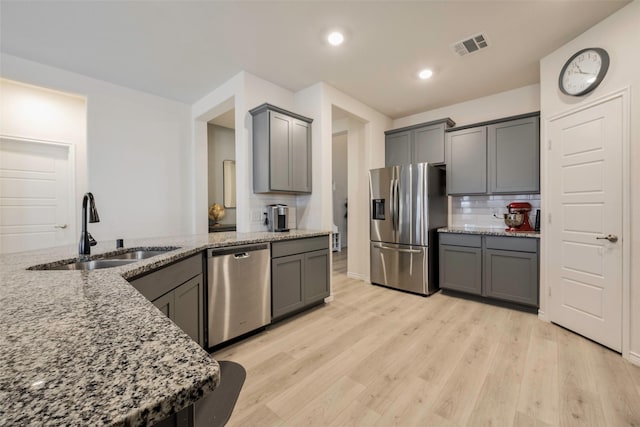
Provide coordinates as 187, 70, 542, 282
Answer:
559, 48, 609, 96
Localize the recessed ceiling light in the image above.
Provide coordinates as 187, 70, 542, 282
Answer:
328, 31, 344, 46
419, 69, 433, 80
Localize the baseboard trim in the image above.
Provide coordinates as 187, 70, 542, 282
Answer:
324, 295, 334, 303
537, 310, 548, 322
347, 272, 369, 282
628, 351, 640, 367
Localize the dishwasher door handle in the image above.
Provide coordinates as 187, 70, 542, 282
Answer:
234, 252, 250, 259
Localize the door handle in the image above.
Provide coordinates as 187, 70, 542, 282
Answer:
54, 224, 68, 229
596, 234, 618, 243
234, 253, 250, 259
373, 244, 421, 254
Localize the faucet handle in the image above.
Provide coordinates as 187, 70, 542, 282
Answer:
88, 232, 97, 247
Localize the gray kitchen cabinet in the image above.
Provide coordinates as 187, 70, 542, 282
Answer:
129, 253, 205, 347
439, 233, 539, 308
385, 118, 455, 166
446, 127, 487, 195
250, 103, 313, 194
271, 254, 305, 319
439, 234, 483, 295
385, 130, 411, 166
488, 116, 540, 194
445, 112, 540, 195
271, 236, 330, 320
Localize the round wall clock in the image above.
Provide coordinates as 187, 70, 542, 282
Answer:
558, 47, 610, 96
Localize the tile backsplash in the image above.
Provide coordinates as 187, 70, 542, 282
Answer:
450, 194, 541, 229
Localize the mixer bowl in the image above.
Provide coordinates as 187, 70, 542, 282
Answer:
504, 213, 525, 228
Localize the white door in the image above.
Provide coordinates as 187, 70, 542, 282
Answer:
547, 96, 623, 352
0, 137, 75, 253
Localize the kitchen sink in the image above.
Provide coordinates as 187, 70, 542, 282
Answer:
30, 247, 180, 271
102, 249, 178, 260
45, 259, 140, 270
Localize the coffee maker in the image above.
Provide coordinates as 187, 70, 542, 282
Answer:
267, 204, 289, 232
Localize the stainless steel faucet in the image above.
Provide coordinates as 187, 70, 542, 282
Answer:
79, 192, 100, 256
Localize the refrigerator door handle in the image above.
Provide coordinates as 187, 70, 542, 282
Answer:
393, 179, 400, 232
389, 178, 395, 231
372, 243, 422, 254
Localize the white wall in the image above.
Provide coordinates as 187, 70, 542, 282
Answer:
1, 54, 194, 242
332, 132, 348, 248
539, 0, 640, 363
192, 71, 299, 233
393, 84, 541, 129
207, 124, 236, 225
0, 78, 87, 237
295, 83, 392, 280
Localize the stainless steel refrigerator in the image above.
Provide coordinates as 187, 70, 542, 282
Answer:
369, 163, 447, 295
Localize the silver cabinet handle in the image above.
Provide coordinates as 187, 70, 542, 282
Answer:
54, 224, 68, 229
373, 244, 421, 254
596, 234, 618, 243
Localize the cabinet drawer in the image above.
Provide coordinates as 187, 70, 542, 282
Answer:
130, 253, 203, 301
439, 233, 482, 248
272, 236, 329, 258
485, 236, 537, 252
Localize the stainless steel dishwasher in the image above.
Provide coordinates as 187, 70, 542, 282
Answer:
207, 244, 270, 347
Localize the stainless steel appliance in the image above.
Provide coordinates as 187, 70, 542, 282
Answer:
369, 163, 447, 295
207, 244, 270, 347
267, 204, 289, 232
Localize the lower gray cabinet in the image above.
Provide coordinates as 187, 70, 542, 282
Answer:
271, 237, 330, 320
484, 250, 537, 306
271, 254, 305, 318
130, 253, 205, 347
439, 233, 538, 307
439, 245, 482, 295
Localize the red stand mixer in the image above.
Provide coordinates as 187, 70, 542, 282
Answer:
504, 202, 534, 232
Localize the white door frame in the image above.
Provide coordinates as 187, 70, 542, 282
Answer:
540, 87, 631, 361
0, 134, 77, 248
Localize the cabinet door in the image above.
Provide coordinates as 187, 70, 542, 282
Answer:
174, 274, 204, 346
291, 119, 311, 192
446, 127, 487, 195
304, 249, 329, 304
269, 112, 292, 191
488, 116, 540, 194
413, 123, 446, 164
153, 291, 174, 320
385, 130, 411, 166
484, 249, 538, 306
439, 244, 482, 295
272, 254, 305, 319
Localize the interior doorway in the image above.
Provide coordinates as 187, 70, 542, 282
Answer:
332, 131, 348, 251
207, 109, 236, 232
331, 106, 368, 280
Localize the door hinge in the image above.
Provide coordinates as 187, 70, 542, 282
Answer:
548, 286, 552, 297
548, 213, 552, 224
548, 139, 552, 150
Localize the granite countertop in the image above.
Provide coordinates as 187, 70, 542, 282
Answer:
438, 226, 540, 239
0, 229, 330, 426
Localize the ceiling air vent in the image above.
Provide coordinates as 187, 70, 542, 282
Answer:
452, 33, 489, 57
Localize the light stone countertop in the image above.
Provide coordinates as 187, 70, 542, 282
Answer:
438, 226, 540, 239
0, 230, 330, 426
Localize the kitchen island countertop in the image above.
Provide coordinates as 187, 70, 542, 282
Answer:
438, 226, 540, 239
0, 229, 330, 426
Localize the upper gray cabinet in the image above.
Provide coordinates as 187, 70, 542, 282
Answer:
488, 116, 540, 194
445, 112, 540, 195
250, 103, 313, 194
446, 126, 487, 195
384, 118, 455, 166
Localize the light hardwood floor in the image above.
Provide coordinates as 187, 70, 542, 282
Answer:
214, 250, 640, 426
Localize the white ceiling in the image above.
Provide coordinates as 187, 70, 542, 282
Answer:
0, 1, 628, 119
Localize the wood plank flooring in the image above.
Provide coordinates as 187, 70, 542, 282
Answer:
213, 250, 640, 426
